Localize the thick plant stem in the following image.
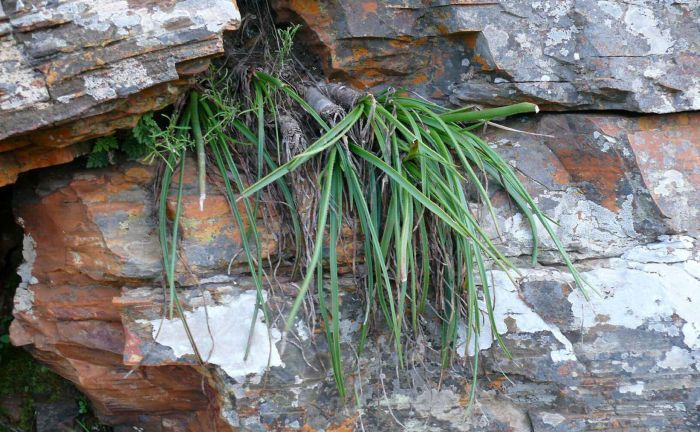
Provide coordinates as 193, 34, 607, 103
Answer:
439, 102, 538, 123
190, 92, 207, 211
319, 83, 363, 110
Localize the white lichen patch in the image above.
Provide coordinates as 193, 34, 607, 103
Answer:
497, 189, 637, 259
462, 236, 699, 365
622, 235, 694, 263
457, 269, 577, 363
546, 26, 576, 47
16, 234, 37, 286
619, 381, 645, 395
135, 0, 240, 46
483, 24, 510, 53
0, 39, 50, 111
412, 389, 465, 424
570, 236, 700, 349
623, 5, 675, 55
340, 318, 359, 343
14, 234, 38, 316
145, 290, 283, 379
540, 412, 566, 427
192, 0, 242, 32
657, 347, 694, 371
598, 1, 623, 20
64, 0, 238, 36
651, 169, 692, 197
411, 389, 530, 430
294, 320, 310, 341
84, 58, 153, 101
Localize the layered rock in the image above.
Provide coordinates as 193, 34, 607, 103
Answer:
0, 0, 241, 187
3, 1, 699, 430
9, 109, 700, 430
273, 0, 700, 113
9, 161, 244, 429
482, 112, 700, 254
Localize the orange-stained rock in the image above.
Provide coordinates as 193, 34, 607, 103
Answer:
8, 157, 361, 429
0, 142, 91, 187
625, 113, 699, 234
0, 0, 241, 187
9, 160, 251, 430
169, 159, 283, 277
271, 0, 699, 114
483, 112, 699, 240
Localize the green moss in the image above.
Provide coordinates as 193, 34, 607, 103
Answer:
0, 347, 71, 430
0, 349, 66, 398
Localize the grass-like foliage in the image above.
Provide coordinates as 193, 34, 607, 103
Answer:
120, 4, 587, 403
138, 67, 586, 401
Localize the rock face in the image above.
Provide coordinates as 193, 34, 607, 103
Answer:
273, 0, 700, 113
10, 108, 700, 430
0, 0, 241, 187
482, 112, 700, 243
4, 1, 700, 431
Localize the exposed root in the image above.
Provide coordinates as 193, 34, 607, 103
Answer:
280, 114, 307, 158
304, 85, 345, 124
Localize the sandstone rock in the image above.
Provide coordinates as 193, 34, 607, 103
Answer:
114, 235, 700, 431
273, 0, 700, 113
8, 157, 353, 429
0, 0, 241, 187
9, 160, 259, 430
3, 1, 698, 430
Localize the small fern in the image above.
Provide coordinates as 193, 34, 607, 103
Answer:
121, 133, 151, 160
92, 136, 119, 152
86, 150, 111, 169
86, 114, 161, 168
132, 112, 159, 149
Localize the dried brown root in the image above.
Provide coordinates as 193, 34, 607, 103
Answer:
279, 113, 319, 268
279, 114, 307, 159
319, 83, 363, 111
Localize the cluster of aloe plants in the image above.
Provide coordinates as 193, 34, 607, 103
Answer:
144, 66, 586, 400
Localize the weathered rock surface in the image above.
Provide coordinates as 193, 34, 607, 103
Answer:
114, 236, 700, 431
481, 112, 700, 258
8, 157, 356, 429
273, 0, 700, 113
9, 109, 700, 430
3, 1, 699, 430
0, 0, 241, 187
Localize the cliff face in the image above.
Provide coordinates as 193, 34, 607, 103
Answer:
3, 1, 700, 431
